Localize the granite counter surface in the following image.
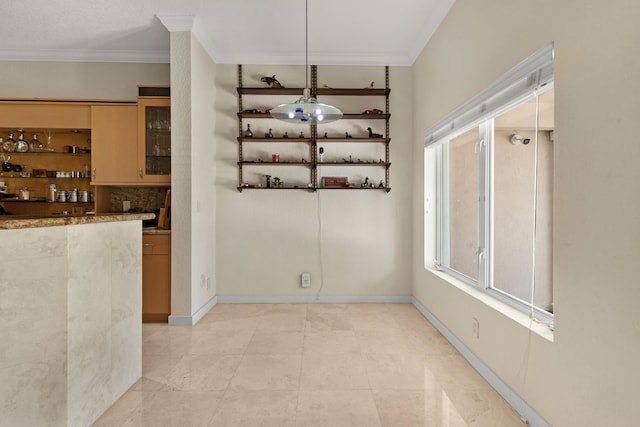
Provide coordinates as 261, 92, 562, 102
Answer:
0, 212, 154, 230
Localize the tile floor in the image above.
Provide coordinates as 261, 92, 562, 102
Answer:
92, 303, 526, 427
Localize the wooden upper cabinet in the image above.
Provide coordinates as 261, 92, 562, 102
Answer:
90, 105, 138, 185
137, 97, 171, 184
0, 102, 91, 129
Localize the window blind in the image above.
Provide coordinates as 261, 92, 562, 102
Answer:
424, 43, 554, 148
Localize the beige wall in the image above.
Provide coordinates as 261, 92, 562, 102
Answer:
215, 64, 414, 298
413, 0, 640, 426
0, 61, 168, 100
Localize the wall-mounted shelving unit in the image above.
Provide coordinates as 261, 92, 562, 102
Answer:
236, 65, 391, 192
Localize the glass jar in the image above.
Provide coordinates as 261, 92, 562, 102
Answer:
29, 134, 44, 152
15, 133, 29, 153
2, 133, 16, 152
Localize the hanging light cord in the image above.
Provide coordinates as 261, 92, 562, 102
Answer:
305, 0, 309, 91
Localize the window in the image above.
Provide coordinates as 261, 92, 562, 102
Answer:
424, 44, 554, 323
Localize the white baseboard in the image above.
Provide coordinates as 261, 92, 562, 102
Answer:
411, 297, 550, 427
216, 295, 412, 304
168, 295, 218, 326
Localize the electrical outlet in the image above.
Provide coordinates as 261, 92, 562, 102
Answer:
301, 272, 311, 288
122, 200, 131, 212
472, 317, 480, 339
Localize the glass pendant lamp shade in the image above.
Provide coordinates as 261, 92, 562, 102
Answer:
270, 89, 342, 124
269, 0, 342, 125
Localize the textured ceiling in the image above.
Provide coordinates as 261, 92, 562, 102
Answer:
0, 0, 455, 65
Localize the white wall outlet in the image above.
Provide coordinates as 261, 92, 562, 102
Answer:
472, 317, 480, 339
301, 272, 311, 288
122, 200, 131, 212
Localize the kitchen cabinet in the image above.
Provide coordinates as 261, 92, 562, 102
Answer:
236, 65, 391, 192
142, 233, 171, 322
0, 101, 95, 216
137, 95, 171, 185
90, 105, 138, 185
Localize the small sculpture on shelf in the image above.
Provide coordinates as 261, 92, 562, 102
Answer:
242, 108, 260, 113
367, 127, 383, 138
260, 75, 285, 88
361, 177, 369, 188
265, 174, 272, 188
363, 108, 383, 114
273, 177, 282, 188
244, 124, 253, 138
378, 180, 385, 188
282, 132, 289, 138
345, 132, 352, 138
299, 131, 305, 138
265, 128, 274, 138
323, 132, 328, 138
318, 147, 325, 162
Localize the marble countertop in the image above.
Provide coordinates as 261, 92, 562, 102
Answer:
143, 228, 171, 235
0, 212, 155, 230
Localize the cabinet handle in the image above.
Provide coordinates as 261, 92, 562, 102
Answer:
92, 168, 96, 179
139, 168, 143, 179
143, 243, 153, 247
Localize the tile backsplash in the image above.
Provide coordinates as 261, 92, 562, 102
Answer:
109, 186, 169, 213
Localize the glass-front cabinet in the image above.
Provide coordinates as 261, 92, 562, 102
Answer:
138, 93, 171, 184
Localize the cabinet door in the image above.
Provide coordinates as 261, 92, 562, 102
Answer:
138, 97, 171, 184
91, 105, 138, 185
142, 234, 171, 322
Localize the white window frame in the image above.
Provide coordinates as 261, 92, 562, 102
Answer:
424, 43, 554, 325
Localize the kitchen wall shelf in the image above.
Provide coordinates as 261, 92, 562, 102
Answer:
236, 65, 391, 193
0, 199, 93, 204
0, 120, 94, 216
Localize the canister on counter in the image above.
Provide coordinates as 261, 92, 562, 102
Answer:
48, 184, 57, 202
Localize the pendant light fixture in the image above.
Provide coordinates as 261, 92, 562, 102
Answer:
269, 0, 342, 124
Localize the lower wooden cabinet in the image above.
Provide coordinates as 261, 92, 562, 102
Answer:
142, 233, 171, 322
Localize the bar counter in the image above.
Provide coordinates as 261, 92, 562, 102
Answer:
0, 212, 155, 229
0, 212, 151, 426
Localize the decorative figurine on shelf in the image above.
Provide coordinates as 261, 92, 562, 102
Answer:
364, 81, 375, 89
363, 108, 383, 114
379, 158, 384, 163
361, 177, 369, 188
244, 124, 253, 137
323, 132, 328, 138
299, 131, 305, 138
378, 180, 385, 188
367, 127, 383, 138
265, 128, 274, 138
302, 158, 307, 163
345, 132, 352, 138
282, 132, 289, 138
273, 177, 281, 188
242, 108, 260, 113
318, 147, 324, 162
265, 174, 272, 188
260, 75, 285, 88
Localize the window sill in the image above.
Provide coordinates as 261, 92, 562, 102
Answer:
425, 266, 554, 342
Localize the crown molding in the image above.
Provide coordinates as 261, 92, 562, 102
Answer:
156, 14, 196, 32
0, 48, 169, 63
